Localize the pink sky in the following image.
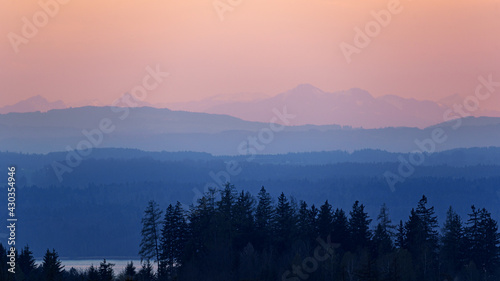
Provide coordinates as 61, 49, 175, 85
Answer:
1, 0, 499, 109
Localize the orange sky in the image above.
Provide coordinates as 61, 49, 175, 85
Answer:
1, 0, 499, 108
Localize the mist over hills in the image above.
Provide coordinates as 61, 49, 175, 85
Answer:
180, 85, 450, 128
0, 95, 66, 114
5, 84, 500, 129
168, 84, 500, 127
1, 106, 500, 154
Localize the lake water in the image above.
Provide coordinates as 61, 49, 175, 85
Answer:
36, 259, 148, 273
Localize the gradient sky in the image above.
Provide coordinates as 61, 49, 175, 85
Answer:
1, 0, 499, 109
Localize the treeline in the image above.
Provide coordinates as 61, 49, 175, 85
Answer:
14, 175, 500, 258
136, 184, 500, 281
1, 184, 499, 281
0, 245, 147, 281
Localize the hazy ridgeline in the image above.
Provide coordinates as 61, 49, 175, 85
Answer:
2, 107, 500, 155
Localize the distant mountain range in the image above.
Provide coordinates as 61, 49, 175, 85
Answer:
171, 84, 450, 128
0, 95, 67, 114
174, 84, 500, 128
1, 106, 499, 154
4, 85, 500, 128
0, 95, 155, 114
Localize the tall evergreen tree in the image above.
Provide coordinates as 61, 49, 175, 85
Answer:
160, 201, 188, 280
317, 200, 334, 239
41, 249, 64, 281
123, 261, 137, 281
137, 260, 155, 281
348, 201, 372, 251
87, 264, 100, 281
464, 206, 500, 274
477, 207, 500, 273
405, 195, 439, 281
0, 243, 14, 281
233, 190, 255, 250
98, 259, 115, 281
377, 204, 395, 237
273, 192, 297, 253
308, 204, 319, 237
440, 206, 464, 279
372, 204, 395, 256
139, 200, 163, 268
332, 208, 349, 249
159, 204, 175, 280
297, 201, 318, 244
18, 245, 37, 279
416, 195, 439, 249
395, 220, 405, 249
254, 186, 274, 249
185, 190, 217, 261
216, 183, 237, 245
404, 209, 422, 251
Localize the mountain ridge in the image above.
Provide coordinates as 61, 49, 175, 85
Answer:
0, 95, 66, 114
1, 106, 499, 154
5, 84, 500, 128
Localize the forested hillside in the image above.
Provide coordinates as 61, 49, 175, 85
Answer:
1, 148, 499, 259
2, 185, 499, 281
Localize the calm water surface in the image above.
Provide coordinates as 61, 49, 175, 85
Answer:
36, 259, 147, 272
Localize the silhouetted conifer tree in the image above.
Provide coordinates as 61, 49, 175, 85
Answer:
233, 190, 255, 250
139, 200, 163, 268
18, 245, 37, 280
160, 201, 188, 280
317, 200, 334, 239
464, 206, 500, 275
332, 208, 349, 250
254, 186, 274, 249
373, 204, 395, 256
440, 206, 464, 278
98, 259, 115, 281
41, 249, 64, 281
348, 201, 372, 251
273, 192, 296, 253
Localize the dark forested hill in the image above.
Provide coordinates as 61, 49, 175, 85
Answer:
0, 148, 499, 259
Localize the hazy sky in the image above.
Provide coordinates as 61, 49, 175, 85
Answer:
1, 0, 499, 108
